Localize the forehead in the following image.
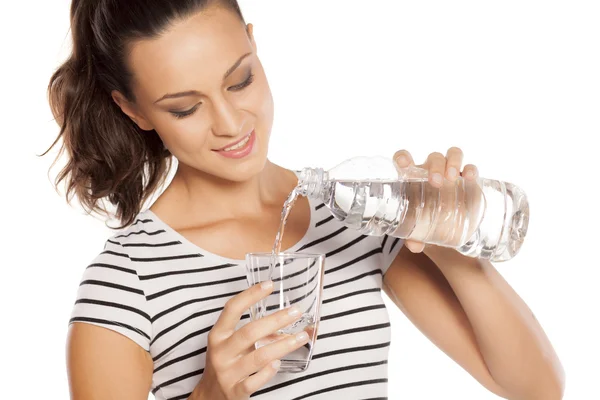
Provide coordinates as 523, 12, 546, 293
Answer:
127, 7, 251, 98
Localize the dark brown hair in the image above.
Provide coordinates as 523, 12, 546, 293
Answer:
44, 0, 245, 228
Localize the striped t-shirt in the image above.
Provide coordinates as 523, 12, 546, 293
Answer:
70, 195, 405, 400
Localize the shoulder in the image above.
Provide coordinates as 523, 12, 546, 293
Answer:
107, 211, 164, 247
68, 211, 158, 351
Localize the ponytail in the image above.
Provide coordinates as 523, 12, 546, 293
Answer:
44, 0, 172, 229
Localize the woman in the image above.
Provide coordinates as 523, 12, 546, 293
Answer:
47, 0, 564, 399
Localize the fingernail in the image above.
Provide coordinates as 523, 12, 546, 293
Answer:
395, 154, 409, 166
261, 280, 273, 290
295, 331, 309, 342
465, 170, 475, 179
447, 167, 457, 180
432, 173, 443, 185
288, 307, 301, 317
271, 360, 281, 370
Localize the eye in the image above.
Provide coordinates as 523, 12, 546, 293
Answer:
170, 104, 200, 119
229, 72, 255, 91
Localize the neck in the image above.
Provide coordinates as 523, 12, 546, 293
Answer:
158, 159, 298, 222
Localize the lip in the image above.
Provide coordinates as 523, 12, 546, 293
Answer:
213, 130, 254, 152
213, 130, 256, 159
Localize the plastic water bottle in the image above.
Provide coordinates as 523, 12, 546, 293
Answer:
297, 156, 529, 262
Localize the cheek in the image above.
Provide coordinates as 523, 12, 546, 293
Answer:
248, 74, 274, 126
153, 116, 211, 156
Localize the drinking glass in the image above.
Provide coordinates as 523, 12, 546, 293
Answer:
245, 252, 326, 373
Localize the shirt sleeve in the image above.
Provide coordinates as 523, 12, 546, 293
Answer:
379, 235, 405, 275
69, 238, 152, 351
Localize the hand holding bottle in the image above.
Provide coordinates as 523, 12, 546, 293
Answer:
392, 146, 479, 254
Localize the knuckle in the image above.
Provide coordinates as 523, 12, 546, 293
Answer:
222, 299, 236, 314
207, 330, 220, 347
237, 325, 254, 344
252, 348, 270, 367
240, 379, 255, 395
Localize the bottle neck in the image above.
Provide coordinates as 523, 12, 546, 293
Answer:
297, 167, 328, 199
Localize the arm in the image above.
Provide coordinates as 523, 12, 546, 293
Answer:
67, 323, 153, 400
383, 244, 565, 400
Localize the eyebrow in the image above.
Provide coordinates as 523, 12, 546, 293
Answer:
153, 51, 253, 104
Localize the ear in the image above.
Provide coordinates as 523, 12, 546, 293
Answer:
111, 90, 154, 131
246, 23, 257, 52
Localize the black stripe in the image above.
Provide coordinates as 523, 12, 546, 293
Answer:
132, 218, 153, 226
153, 368, 204, 394
122, 241, 182, 248
264, 283, 319, 313
290, 378, 388, 400
152, 290, 242, 322
80, 280, 145, 296
86, 263, 136, 275
115, 229, 166, 238
325, 248, 382, 275
322, 288, 381, 304
361, 398, 388, 400
270, 266, 320, 297
381, 235, 389, 250
271, 259, 317, 283
153, 326, 213, 362
323, 269, 382, 290
152, 307, 222, 345
326, 234, 368, 258
75, 298, 151, 321
317, 322, 391, 340
252, 361, 388, 397
389, 237, 401, 254
139, 263, 236, 281
130, 253, 203, 263
315, 203, 326, 210
312, 341, 391, 360
100, 250, 129, 258
147, 276, 246, 301
69, 317, 150, 341
298, 227, 347, 251
315, 215, 334, 227
320, 304, 386, 322
154, 347, 207, 374
106, 239, 121, 246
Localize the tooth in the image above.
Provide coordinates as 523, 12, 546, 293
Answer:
223, 134, 250, 151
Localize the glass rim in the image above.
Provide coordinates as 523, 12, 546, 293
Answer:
246, 252, 325, 259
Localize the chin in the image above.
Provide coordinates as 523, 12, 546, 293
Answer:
219, 158, 268, 183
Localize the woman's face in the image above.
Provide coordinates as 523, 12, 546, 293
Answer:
118, 6, 274, 183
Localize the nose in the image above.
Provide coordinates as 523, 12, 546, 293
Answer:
210, 96, 246, 137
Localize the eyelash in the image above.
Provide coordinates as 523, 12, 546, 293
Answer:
171, 73, 255, 119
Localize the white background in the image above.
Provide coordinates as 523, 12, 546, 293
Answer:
1, 0, 598, 398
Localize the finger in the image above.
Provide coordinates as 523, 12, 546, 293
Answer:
405, 240, 425, 253
445, 147, 464, 182
212, 281, 274, 338
235, 358, 281, 397
393, 149, 415, 168
235, 330, 310, 382
462, 164, 479, 180
226, 305, 304, 356
425, 152, 447, 188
